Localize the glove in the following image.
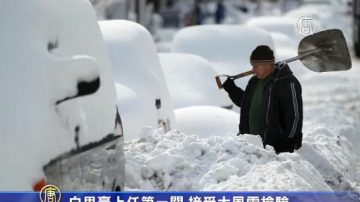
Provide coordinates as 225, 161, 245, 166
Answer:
222, 77, 236, 92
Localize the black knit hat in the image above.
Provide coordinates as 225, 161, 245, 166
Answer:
250, 45, 275, 65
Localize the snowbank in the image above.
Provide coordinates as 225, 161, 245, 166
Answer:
99, 20, 175, 141
125, 130, 331, 191
172, 25, 274, 89
159, 53, 231, 108
0, 0, 122, 190
299, 66, 360, 192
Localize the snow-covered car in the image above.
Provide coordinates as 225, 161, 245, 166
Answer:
99, 20, 175, 141
159, 53, 232, 109
0, 0, 124, 191
174, 106, 239, 138
172, 25, 275, 89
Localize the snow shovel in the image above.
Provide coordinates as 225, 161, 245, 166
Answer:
215, 29, 352, 89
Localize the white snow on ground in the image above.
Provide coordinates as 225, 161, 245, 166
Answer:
124, 3, 360, 191
124, 58, 360, 192
125, 131, 332, 191
298, 62, 360, 192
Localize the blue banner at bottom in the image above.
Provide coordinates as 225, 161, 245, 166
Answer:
1, 191, 359, 202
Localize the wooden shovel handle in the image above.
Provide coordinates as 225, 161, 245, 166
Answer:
230, 70, 254, 79
215, 70, 254, 90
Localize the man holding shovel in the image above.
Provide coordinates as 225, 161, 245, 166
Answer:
222, 45, 303, 154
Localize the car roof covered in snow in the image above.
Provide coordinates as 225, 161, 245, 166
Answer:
99, 20, 175, 141
159, 53, 232, 109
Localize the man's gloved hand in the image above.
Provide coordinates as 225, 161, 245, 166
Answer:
222, 78, 236, 92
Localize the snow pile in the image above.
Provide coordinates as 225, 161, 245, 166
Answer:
125, 97, 360, 191
299, 67, 360, 192
159, 53, 231, 108
172, 25, 274, 89
99, 20, 175, 141
125, 130, 331, 191
0, 0, 120, 190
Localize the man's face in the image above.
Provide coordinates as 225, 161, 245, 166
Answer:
252, 63, 275, 79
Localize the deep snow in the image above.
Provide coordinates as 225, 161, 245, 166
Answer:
124, 59, 360, 192
122, 1, 360, 192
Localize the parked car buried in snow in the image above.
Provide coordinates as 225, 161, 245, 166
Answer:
159, 53, 233, 109
99, 20, 175, 141
0, 0, 124, 191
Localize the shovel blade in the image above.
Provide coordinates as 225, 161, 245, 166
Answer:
298, 29, 352, 72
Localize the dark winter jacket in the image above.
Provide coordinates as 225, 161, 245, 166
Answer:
223, 64, 303, 153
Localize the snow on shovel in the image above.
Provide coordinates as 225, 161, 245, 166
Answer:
215, 29, 352, 89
